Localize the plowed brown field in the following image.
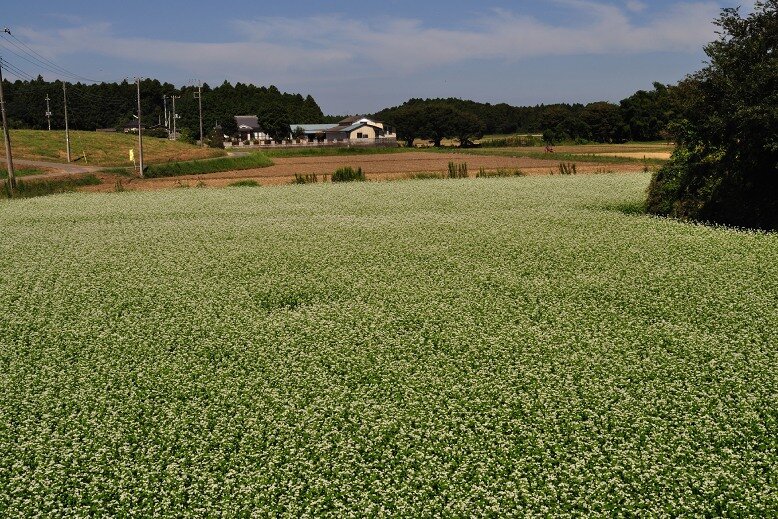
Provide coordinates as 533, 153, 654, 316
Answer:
83, 152, 648, 192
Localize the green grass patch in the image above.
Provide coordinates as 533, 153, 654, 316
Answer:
144, 153, 273, 178
1, 174, 101, 199
1, 174, 776, 515
228, 179, 260, 187
408, 172, 443, 180
476, 167, 526, 178
0, 167, 48, 179
262, 146, 405, 158
442, 147, 668, 165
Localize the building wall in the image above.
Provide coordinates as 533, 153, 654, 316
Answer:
349, 126, 378, 140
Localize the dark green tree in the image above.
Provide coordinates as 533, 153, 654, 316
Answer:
646, 1, 778, 230
420, 104, 459, 147
386, 104, 426, 147
451, 111, 486, 147
258, 104, 292, 142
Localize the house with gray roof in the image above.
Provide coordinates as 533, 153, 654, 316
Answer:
234, 115, 268, 142
291, 116, 396, 144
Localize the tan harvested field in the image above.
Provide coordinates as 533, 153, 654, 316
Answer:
79, 151, 649, 193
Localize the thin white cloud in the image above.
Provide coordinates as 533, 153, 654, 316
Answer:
17, 1, 720, 84
626, 0, 648, 13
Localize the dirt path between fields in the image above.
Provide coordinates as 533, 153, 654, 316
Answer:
80, 152, 647, 192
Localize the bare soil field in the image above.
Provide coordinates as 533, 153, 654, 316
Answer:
81, 151, 648, 193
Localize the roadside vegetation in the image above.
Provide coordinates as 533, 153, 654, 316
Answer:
1, 174, 101, 199
143, 153, 273, 178
262, 146, 409, 159
1, 167, 48, 179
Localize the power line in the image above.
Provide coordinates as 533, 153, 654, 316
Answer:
0, 40, 70, 79
1, 28, 103, 84
0, 59, 35, 81
4, 29, 97, 82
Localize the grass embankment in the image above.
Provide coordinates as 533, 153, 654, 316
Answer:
144, 153, 273, 178
0, 129, 224, 166
1, 174, 775, 516
1, 174, 101, 199
1, 167, 48, 179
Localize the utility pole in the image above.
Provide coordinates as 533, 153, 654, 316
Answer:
45, 94, 52, 131
163, 94, 168, 136
171, 95, 180, 141
136, 77, 144, 177
0, 57, 16, 191
63, 82, 71, 163
194, 82, 204, 146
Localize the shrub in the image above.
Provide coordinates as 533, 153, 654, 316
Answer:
293, 173, 318, 184
332, 167, 365, 182
409, 172, 442, 180
144, 128, 169, 139
447, 162, 468, 179
558, 163, 577, 175
476, 168, 526, 178
228, 180, 260, 187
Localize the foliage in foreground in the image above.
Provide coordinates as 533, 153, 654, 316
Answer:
1, 174, 101, 199
331, 166, 365, 182
144, 153, 273, 178
0, 175, 776, 516
647, 2, 778, 230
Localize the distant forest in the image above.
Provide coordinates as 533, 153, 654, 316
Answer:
1, 77, 324, 137
375, 82, 683, 144
3, 77, 680, 143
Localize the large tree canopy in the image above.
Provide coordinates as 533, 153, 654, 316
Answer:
257, 105, 292, 143
646, 1, 778, 230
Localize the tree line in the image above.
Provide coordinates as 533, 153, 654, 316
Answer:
374, 82, 684, 146
4, 74, 686, 147
0, 77, 324, 139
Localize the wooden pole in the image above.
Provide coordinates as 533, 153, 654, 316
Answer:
0, 59, 15, 192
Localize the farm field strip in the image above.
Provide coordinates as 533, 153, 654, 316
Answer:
1, 174, 776, 515
81, 151, 648, 192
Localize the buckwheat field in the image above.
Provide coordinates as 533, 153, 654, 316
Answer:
1, 173, 776, 516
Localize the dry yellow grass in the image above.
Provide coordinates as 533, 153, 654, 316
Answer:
0, 129, 225, 166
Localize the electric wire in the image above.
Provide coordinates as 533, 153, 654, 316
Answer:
0, 57, 36, 81
1, 30, 101, 84
0, 40, 72, 80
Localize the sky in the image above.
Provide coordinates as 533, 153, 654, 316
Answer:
0, 0, 741, 115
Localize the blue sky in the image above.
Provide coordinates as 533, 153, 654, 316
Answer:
1, 1, 738, 114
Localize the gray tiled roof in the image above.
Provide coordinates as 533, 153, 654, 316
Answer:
235, 115, 260, 129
